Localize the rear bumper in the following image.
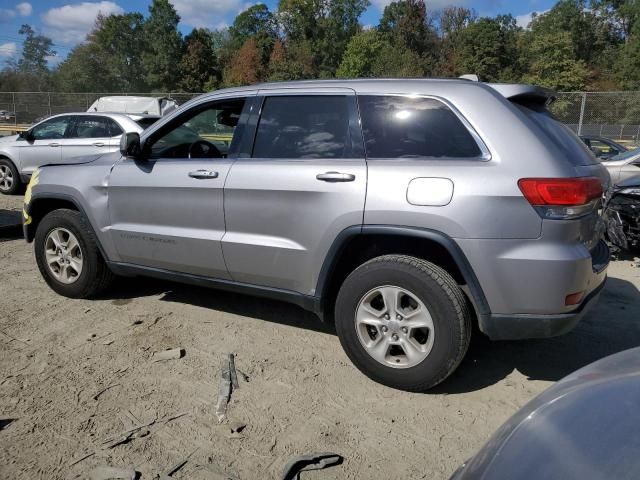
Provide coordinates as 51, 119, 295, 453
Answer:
480, 276, 606, 340
457, 236, 610, 340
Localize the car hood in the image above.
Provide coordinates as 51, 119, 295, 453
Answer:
41, 151, 121, 169
454, 347, 640, 480
0, 134, 18, 144
616, 174, 640, 189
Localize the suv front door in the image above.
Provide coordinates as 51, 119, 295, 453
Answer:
222, 89, 366, 295
107, 93, 254, 278
17, 115, 73, 175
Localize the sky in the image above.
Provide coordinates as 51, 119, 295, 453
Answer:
0, 0, 558, 67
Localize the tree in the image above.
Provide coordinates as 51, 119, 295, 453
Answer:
142, 0, 183, 90
529, 1, 614, 64
616, 21, 640, 88
267, 39, 316, 80
8, 24, 56, 90
438, 7, 475, 76
456, 16, 521, 82
224, 38, 263, 86
337, 29, 423, 78
278, 0, 369, 76
53, 13, 147, 92
522, 31, 588, 91
178, 29, 221, 92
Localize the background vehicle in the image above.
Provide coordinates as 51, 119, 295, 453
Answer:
601, 147, 640, 184
603, 174, 640, 251
23, 79, 609, 391
580, 135, 628, 159
88, 96, 178, 116
0, 110, 16, 121
450, 347, 640, 479
0, 112, 142, 194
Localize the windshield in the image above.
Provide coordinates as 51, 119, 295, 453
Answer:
610, 146, 640, 162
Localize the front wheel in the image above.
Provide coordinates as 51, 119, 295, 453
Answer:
335, 255, 472, 392
0, 158, 22, 195
34, 209, 114, 298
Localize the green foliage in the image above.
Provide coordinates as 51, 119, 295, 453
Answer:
522, 31, 588, 91
456, 15, 521, 82
179, 29, 221, 92
278, 0, 370, 76
4, 0, 640, 94
142, 0, 183, 90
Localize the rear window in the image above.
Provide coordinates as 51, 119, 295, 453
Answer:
358, 95, 483, 159
516, 104, 598, 166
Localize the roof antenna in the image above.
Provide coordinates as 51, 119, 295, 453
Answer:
459, 74, 480, 82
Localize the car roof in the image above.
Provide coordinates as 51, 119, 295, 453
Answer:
194, 78, 554, 103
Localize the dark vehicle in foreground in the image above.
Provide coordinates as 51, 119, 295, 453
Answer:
23, 79, 609, 391
580, 135, 628, 160
603, 174, 640, 251
451, 347, 640, 480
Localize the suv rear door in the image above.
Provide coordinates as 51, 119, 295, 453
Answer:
107, 92, 255, 278
60, 115, 121, 163
222, 88, 366, 295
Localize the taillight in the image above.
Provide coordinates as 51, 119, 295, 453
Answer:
518, 177, 603, 219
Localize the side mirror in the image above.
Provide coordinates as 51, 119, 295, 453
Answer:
120, 132, 142, 158
20, 130, 34, 142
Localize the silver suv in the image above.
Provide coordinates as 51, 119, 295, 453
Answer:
0, 112, 143, 194
23, 79, 610, 391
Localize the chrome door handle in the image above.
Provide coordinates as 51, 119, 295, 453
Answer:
188, 169, 219, 179
48, 143, 60, 147
93, 142, 105, 147
316, 171, 356, 182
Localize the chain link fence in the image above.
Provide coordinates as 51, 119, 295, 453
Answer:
553, 92, 640, 145
3, 90, 640, 145
0, 92, 202, 126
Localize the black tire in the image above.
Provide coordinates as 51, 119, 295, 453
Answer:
0, 157, 22, 195
34, 209, 114, 298
335, 255, 472, 392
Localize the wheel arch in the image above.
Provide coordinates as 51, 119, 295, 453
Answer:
315, 225, 491, 321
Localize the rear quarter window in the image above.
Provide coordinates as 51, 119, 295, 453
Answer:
358, 95, 484, 159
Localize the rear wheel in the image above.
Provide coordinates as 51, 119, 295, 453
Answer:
34, 209, 114, 298
0, 158, 22, 195
335, 255, 472, 392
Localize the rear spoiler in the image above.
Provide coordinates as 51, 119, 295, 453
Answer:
487, 83, 557, 107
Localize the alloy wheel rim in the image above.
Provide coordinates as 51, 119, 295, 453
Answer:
0, 165, 13, 191
44, 228, 83, 284
355, 285, 435, 369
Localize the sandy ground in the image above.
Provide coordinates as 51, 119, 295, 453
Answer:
1, 192, 640, 480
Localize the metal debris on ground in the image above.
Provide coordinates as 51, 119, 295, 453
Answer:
152, 348, 185, 362
93, 383, 121, 401
101, 421, 154, 449
215, 356, 232, 422
229, 353, 239, 389
89, 466, 138, 480
67, 451, 95, 467
281, 453, 343, 480
158, 448, 198, 479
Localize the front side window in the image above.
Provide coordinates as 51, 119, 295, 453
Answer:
72, 116, 119, 138
358, 95, 483, 159
148, 98, 245, 159
31, 116, 72, 140
252, 96, 351, 159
